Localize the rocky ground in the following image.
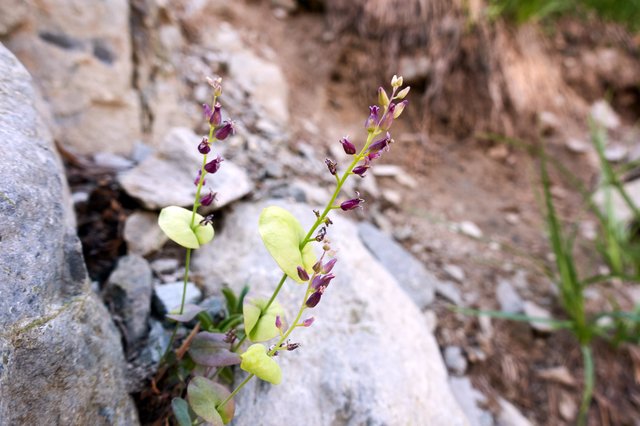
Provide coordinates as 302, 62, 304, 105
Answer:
2, 0, 640, 425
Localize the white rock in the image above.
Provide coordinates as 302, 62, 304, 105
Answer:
497, 397, 532, 426
150, 258, 180, 276
382, 188, 403, 206
537, 366, 576, 387
124, 211, 168, 256
153, 281, 202, 315
496, 280, 523, 314
444, 264, 466, 282
449, 377, 492, 426
566, 137, 590, 153
459, 221, 483, 239
523, 301, 553, 332
604, 144, 628, 162
591, 100, 621, 130
372, 164, 403, 177
436, 281, 464, 306
444, 346, 468, 375
559, 391, 577, 421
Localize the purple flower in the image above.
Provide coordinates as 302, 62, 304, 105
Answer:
364, 105, 380, 131
297, 266, 310, 281
198, 137, 210, 154
352, 165, 369, 178
367, 133, 391, 155
204, 155, 224, 174
302, 317, 315, 327
194, 169, 206, 186
325, 158, 337, 175
340, 193, 364, 211
378, 103, 396, 130
215, 120, 235, 140
210, 102, 222, 127
202, 103, 213, 121
306, 291, 322, 308
311, 273, 335, 290
340, 137, 356, 155
275, 315, 283, 330
322, 258, 337, 274
200, 190, 217, 206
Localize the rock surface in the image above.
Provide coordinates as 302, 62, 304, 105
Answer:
124, 211, 169, 256
119, 127, 253, 210
192, 200, 467, 425
0, 44, 138, 425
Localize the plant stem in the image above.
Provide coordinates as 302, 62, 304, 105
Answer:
217, 373, 254, 410
180, 248, 192, 315
264, 273, 287, 312
578, 345, 594, 426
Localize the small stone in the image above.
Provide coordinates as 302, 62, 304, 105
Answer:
130, 142, 153, 164
604, 144, 628, 162
93, 152, 135, 170
71, 191, 89, 204
124, 211, 168, 256
523, 301, 553, 332
488, 145, 509, 160
372, 164, 403, 177
444, 264, 466, 282
538, 111, 561, 134
496, 279, 523, 314
382, 189, 402, 206
396, 172, 418, 188
565, 137, 589, 153
591, 100, 621, 130
497, 397, 532, 426
444, 346, 468, 375
393, 225, 413, 241
537, 366, 576, 387
550, 185, 568, 199
198, 296, 227, 324
150, 258, 179, 276
579, 220, 598, 241
466, 347, 487, 363
558, 391, 577, 422
356, 172, 380, 199
505, 213, 519, 225
479, 316, 494, 338
436, 282, 463, 306
449, 376, 491, 426
153, 281, 203, 316
459, 221, 483, 239
424, 310, 438, 332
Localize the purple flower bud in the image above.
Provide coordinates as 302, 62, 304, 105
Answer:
367, 133, 392, 154
297, 266, 310, 281
325, 158, 337, 175
352, 165, 369, 178
364, 105, 380, 131
286, 342, 300, 351
302, 317, 315, 327
210, 102, 222, 126
312, 273, 335, 289
202, 103, 213, 121
198, 137, 210, 154
200, 190, 217, 206
393, 100, 408, 119
194, 169, 206, 186
312, 259, 322, 273
275, 315, 283, 330
204, 155, 224, 174
305, 291, 322, 308
378, 103, 395, 130
215, 120, 235, 140
340, 193, 364, 211
322, 258, 337, 274
340, 137, 356, 155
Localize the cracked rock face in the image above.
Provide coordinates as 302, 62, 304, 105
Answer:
0, 44, 138, 425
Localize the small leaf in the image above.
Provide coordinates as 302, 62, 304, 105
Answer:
188, 377, 235, 425
166, 304, 207, 323
243, 299, 284, 342
189, 332, 241, 367
171, 398, 192, 426
158, 205, 214, 249
258, 206, 316, 283
221, 287, 237, 314
240, 343, 282, 385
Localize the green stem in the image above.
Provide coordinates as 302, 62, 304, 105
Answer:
268, 284, 313, 356
232, 335, 247, 352
180, 249, 192, 315
264, 274, 287, 312
217, 373, 254, 410
577, 345, 594, 426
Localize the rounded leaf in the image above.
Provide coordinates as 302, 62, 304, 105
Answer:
243, 299, 284, 342
240, 343, 282, 385
187, 377, 235, 425
258, 206, 316, 282
158, 206, 214, 249
171, 398, 192, 426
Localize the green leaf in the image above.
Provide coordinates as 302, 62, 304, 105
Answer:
171, 398, 192, 426
240, 343, 282, 385
221, 287, 237, 314
187, 377, 235, 425
243, 299, 283, 342
258, 206, 316, 282
158, 206, 214, 249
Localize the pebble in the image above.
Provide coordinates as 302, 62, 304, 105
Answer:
604, 144, 628, 162
449, 376, 493, 426
124, 211, 168, 256
382, 189, 403, 206
372, 164, 403, 177
565, 137, 589, 153
496, 279, 523, 314
444, 346, 468, 375
150, 258, 179, 276
559, 391, 577, 421
153, 281, 203, 316
444, 264, 466, 282
496, 397, 532, 426
590, 100, 621, 130
93, 152, 135, 170
537, 366, 576, 387
523, 301, 553, 332
436, 281, 463, 306
459, 221, 483, 239
424, 310, 438, 333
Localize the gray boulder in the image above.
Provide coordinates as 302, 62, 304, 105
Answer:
0, 44, 138, 425
192, 200, 467, 425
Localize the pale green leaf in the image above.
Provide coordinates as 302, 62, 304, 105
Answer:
187, 377, 235, 425
243, 299, 283, 342
171, 398, 192, 426
240, 343, 282, 385
158, 206, 214, 249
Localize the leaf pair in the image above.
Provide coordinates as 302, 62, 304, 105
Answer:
174, 377, 235, 426
158, 206, 214, 249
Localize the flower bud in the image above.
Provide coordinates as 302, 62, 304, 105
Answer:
194, 169, 205, 186
395, 86, 410, 100
378, 104, 395, 130
340, 137, 356, 155
207, 76, 223, 97
204, 155, 224, 174
391, 75, 403, 87
322, 258, 337, 273
215, 120, 235, 140
302, 317, 315, 327
368, 133, 391, 154
378, 87, 390, 107
325, 158, 337, 175
198, 137, 210, 154
364, 105, 380, 131
312, 259, 322, 273
312, 273, 335, 289
275, 315, 283, 330
340, 193, 364, 211
305, 291, 322, 308
393, 100, 408, 119
200, 190, 217, 206
297, 266, 310, 281
202, 103, 213, 121
352, 165, 369, 178
210, 102, 222, 126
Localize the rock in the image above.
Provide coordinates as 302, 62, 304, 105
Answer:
192, 200, 467, 425
496, 397, 532, 426
126, 318, 172, 393
424, 309, 438, 332
565, 137, 589, 153
119, 127, 253, 210
449, 376, 493, 426
496, 279, 523, 314
444, 264, 466, 283
198, 296, 227, 324
358, 222, 436, 308
523, 301, 553, 332
150, 258, 180, 276
591, 100, 621, 130
444, 346, 468, 375
459, 221, 483, 239
436, 281, 464, 306
381, 188, 403, 206
593, 179, 640, 224
4, 0, 142, 154
355, 172, 380, 199
104, 255, 153, 350
124, 211, 169, 256
559, 391, 577, 422
153, 281, 203, 316
94, 152, 135, 170
488, 145, 509, 161
538, 111, 561, 134
371, 164, 403, 177
0, 45, 137, 424
537, 366, 576, 387
604, 144, 628, 162
398, 54, 431, 83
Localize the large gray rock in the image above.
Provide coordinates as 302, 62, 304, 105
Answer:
3, 0, 142, 154
119, 127, 253, 210
192, 200, 467, 425
0, 44, 138, 425
358, 222, 436, 308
